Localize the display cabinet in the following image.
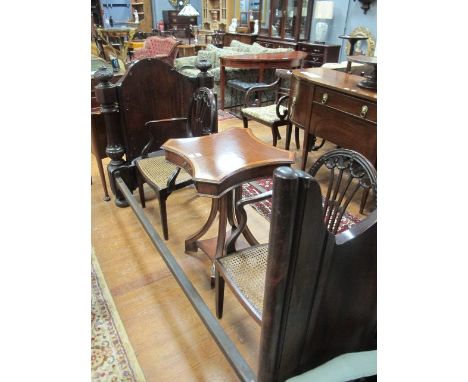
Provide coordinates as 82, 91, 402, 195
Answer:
131, 0, 153, 33
202, 0, 234, 30
255, 0, 314, 48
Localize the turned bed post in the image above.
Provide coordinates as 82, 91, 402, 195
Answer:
94, 66, 128, 207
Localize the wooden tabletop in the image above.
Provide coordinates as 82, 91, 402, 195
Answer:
292, 67, 377, 101
221, 50, 307, 65
163, 127, 295, 197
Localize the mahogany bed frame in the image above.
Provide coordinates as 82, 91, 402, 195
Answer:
94, 58, 377, 381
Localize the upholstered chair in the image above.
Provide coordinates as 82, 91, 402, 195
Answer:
132, 36, 180, 66
240, 69, 300, 150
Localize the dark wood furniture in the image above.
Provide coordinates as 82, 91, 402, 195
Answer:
348, 55, 377, 90
255, 0, 314, 49
223, 32, 256, 46
339, 35, 369, 72
135, 87, 217, 240
241, 69, 300, 149
162, 127, 294, 284
215, 148, 376, 318
297, 42, 340, 68
219, 50, 307, 109
289, 67, 377, 170
163, 10, 198, 38
91, 71, 123, 201
215, 162, 377, 380
93, 58, 215, 207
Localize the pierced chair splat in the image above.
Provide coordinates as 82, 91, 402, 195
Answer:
134, 87, 217, 240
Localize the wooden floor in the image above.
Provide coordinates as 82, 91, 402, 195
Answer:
91, 117, 369, 381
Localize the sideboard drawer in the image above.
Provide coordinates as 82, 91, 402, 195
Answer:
313, 86, 377, 123
311, 104, 377, 163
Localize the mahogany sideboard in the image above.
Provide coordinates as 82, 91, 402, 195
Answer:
289, 67, 377, 170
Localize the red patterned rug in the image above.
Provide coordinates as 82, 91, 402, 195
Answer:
242, 177, 361, 234
218, 109, 239, 121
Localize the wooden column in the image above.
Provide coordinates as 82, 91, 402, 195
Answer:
94, 66, 128, 207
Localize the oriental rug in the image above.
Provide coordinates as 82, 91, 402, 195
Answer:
242, 177, 361, 234
217, 109, 239, 121
92, 250, 147, 382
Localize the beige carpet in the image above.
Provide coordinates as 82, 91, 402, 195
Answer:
92, 250, 147, 381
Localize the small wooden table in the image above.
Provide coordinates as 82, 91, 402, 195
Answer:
289, 67, 377, 169
219, 51, 307, 109
162, 127, 295, 283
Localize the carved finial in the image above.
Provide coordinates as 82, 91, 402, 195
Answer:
93, 65, 113, 85
196, 58, 212, 75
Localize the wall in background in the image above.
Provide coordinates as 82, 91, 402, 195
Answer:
311, 0, 377, 61
152, 0, 203, 28
147, 0, 376, 62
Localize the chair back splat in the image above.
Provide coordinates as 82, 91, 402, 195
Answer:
188, 87, 218, 136
308, 148, 377, 234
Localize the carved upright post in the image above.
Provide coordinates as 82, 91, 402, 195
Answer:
94, 66, 128, 207
196, 59, 218, 128
196, 59, 214, 89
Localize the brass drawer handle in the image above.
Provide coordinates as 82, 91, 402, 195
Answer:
321, 93, 328, 104
360, 105, 368, 118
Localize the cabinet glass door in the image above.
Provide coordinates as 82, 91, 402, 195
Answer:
284, 0, 297, 39
299, 0, 311, 39
259, 0, 271, 35
270, 0, 284, 37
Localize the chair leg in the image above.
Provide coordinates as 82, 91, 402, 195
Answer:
272, 126, 279, 147
285, 123, 292, 150
295, 126, 300, 149
137, 173, 146, 208
159, 194, 169, 240
242, 115, 249, 129
215, 269, 225, 319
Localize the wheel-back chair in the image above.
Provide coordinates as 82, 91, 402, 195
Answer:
134, 87, 217, 240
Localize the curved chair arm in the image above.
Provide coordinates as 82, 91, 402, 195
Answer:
276, 95, 290, 120
141, 118, 188, 158
225, 190, 273, 253
166, 166, 182, 193
243, 78, 280, 107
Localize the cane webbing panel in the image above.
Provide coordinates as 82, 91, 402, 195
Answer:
242, 104, 287, 125
137, 156, 192, 189
218, 244, 269, 318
